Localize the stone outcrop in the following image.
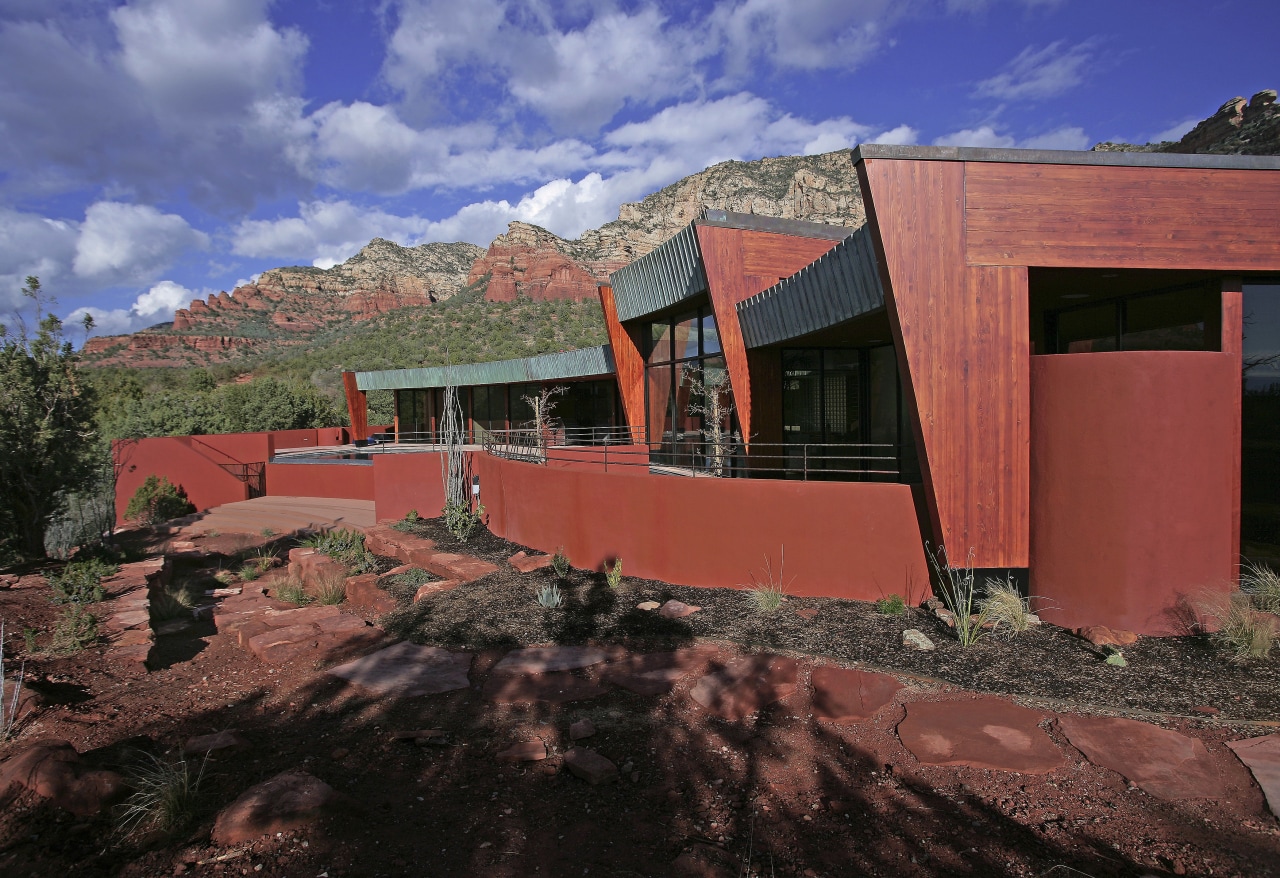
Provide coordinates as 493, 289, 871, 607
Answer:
1093, 88, 1279, 156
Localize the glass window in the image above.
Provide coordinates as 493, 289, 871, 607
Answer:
701, 311, 721, 355
1058, 303, 1118, 353
646, 363, 674, 446
647, 320, 673, 364
782, 350, 822, 442
1123, 288, 1209, 351
822, 350, 860, 442
1242, 283, 1280, 558
674, 311, 700, 360
508, 383, 538, 426
867, 345, 899, 446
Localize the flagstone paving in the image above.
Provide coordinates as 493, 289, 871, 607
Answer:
1057, 713, 1242, 801
897, 696, 1064, 774
327, 642, 473, 698
810, 666, 903, 724
689, 654, 799, 721
1226, 733, 1280, 817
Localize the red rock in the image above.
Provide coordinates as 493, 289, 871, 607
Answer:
211, 771, 343, 845
509, 551, 553, 573
796, 607, 819, 620
328, 642, 472, 697
570, 719, 597, 740
636, 601, 660, 611
414, 580, 460, 601
658, 600, 701, 619
1058, 714, 1236, 800
811, 666, 902, 724
690, 655, 798, 721
183, 730, 252, 757
345, 573, 397, 615
601, 648, 720, 696
493, 646, 607, 674
1226, 733, 1280, 817
897, 697, 1063, 774
1075, 626, 1138, 647
0, 739, 127, 816
563, 747, 618, 785
483, 672, 609, 704
497, 741, 547, 763
262, 604, 341, 625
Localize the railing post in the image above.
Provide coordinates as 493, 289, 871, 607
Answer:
803, 444, 808, 481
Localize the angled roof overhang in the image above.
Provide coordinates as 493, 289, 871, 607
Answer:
852, 143, 1280, 170
736, 225, 885, 348
354, 345, 615, 392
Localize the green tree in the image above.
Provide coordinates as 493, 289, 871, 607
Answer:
0, 277, 99, 559
211, 377, 338, 433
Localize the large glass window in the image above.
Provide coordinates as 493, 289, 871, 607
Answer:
642, 305, 736, 466
781, 346, 914, 481
471, 385, 506, 441
395, 389, 430, 441
1243, 283, 1280, 559
1048, 285, 1213, 354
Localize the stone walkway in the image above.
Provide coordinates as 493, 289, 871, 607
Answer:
177, 496, 377, 537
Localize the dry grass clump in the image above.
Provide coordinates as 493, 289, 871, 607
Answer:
1194, 587, 1275, 663
276, 574, 313, 606
1241, 560, 1280, 615
747, 550, 792, 614
313, 567, 347, 605
1, 620, 27, 741
150, 579, 202, 623
979, 575, 1037, 638
117, 751, 207, 837
50, 606, 99, 654
926, 544, 992, 646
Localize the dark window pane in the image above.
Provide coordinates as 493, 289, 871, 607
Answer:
1123, 289, 1209, 351
782, 350, 822, 442
822, 350, 860, 442
1058, 303, 1118, 353
646, 363, 674, 446
701, 311, 721, 355
1242, 283, 1280, 558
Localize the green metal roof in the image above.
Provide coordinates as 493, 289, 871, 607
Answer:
609, 222, 707, 322
355, 345, 615, 392
736, 226, 885, 348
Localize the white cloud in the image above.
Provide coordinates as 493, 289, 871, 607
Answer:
714, 0, 901, 74
72, 202, 209, 284
0, 208, 81, 312
933, 124, 1089, 150
976, 40, 1096, 102
1150, 118, 1198, 144
233, 200, 437, 266
867, 124, 919, 146
67, 279, 206, 339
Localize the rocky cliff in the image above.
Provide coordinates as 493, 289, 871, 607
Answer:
1093, 89, 1279, 154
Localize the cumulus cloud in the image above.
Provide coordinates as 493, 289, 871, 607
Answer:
233, 200, 437, 267
67, 279, 205, 339
975, 40, 1097, 102
72, 202, 209, 284
713, 0, 901, 74
933, 124, 1089, 150
1149, 118, 1198, 144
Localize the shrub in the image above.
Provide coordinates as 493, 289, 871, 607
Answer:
1241, 561, 1280, 614
605, 558, 623, 589
1, 619, 27, 741
1196, 589, 1275, 663
150, 581, 201, 623
551, 547, 571, 580
313, 567, 347, 605
48, 558, 116, 605
442, 500, 485, 543
276, 574, 313, 607
50, 606, 98, 654
978, 575, 1037, 638
301, 528, 376, 574
747, 549, 792, 614
117, 751, 207, 837
875, 594, 906, 615
925, 544, 992, 647
536, 582, 564, 609
124, 476, 196, 526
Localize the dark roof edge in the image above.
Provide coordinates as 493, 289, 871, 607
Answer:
852, 143, 1280, 171
695, 209, 856, 240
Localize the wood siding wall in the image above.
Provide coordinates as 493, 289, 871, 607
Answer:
342, 371, 368, 442
858, 156, 1280, 569
696, 225, 840, 446
597, 284, 646, 432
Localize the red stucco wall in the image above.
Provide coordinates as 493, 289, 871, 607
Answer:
114, 437, 248, 522
1030, 352, 1237, 635
478, 453, 930, 601
373, 452, 447, 521
265, 462, 375, 500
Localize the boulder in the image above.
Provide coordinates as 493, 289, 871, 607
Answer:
0, 739, 127, 816
211, 771, 344, 844
563, 748, 618, 785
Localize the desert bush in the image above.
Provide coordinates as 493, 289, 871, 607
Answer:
50, 605, 98, 654
1241, 560, 1280, 615
747, 549, 792, 614
536, 582, 564, 609
276, 574, 313, 606
313, 567, 347, 605
117, 751, 207, 837
391, 509, 422, 534
442, 500, 485, 543
551, 547, 571, 580
926, 544, 992, 647
124, 475, 195, 526
48, 558, 117, 605
605, 558, 623, 588
1196, 588, 1275, 662
978, 575, 1037, 638
150, 580, 202, 623
875, 593, 906, 615
301, 528, 376, 574
1, 619, 27, 741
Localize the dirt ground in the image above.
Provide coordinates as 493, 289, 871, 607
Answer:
1, 524, 1278, 878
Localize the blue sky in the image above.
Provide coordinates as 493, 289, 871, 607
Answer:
0, 0, 1274, 339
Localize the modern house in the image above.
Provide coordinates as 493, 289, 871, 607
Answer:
121, 145, 1280, 636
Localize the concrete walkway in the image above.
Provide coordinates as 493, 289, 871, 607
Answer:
180, 496, 376, 536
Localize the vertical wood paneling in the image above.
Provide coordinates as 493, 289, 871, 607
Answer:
1222, 278, 1244, 573
342, 371, 368, 442
697, 225, 841, 447
597, 284, 646, 432
859, 158, 1031, 567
